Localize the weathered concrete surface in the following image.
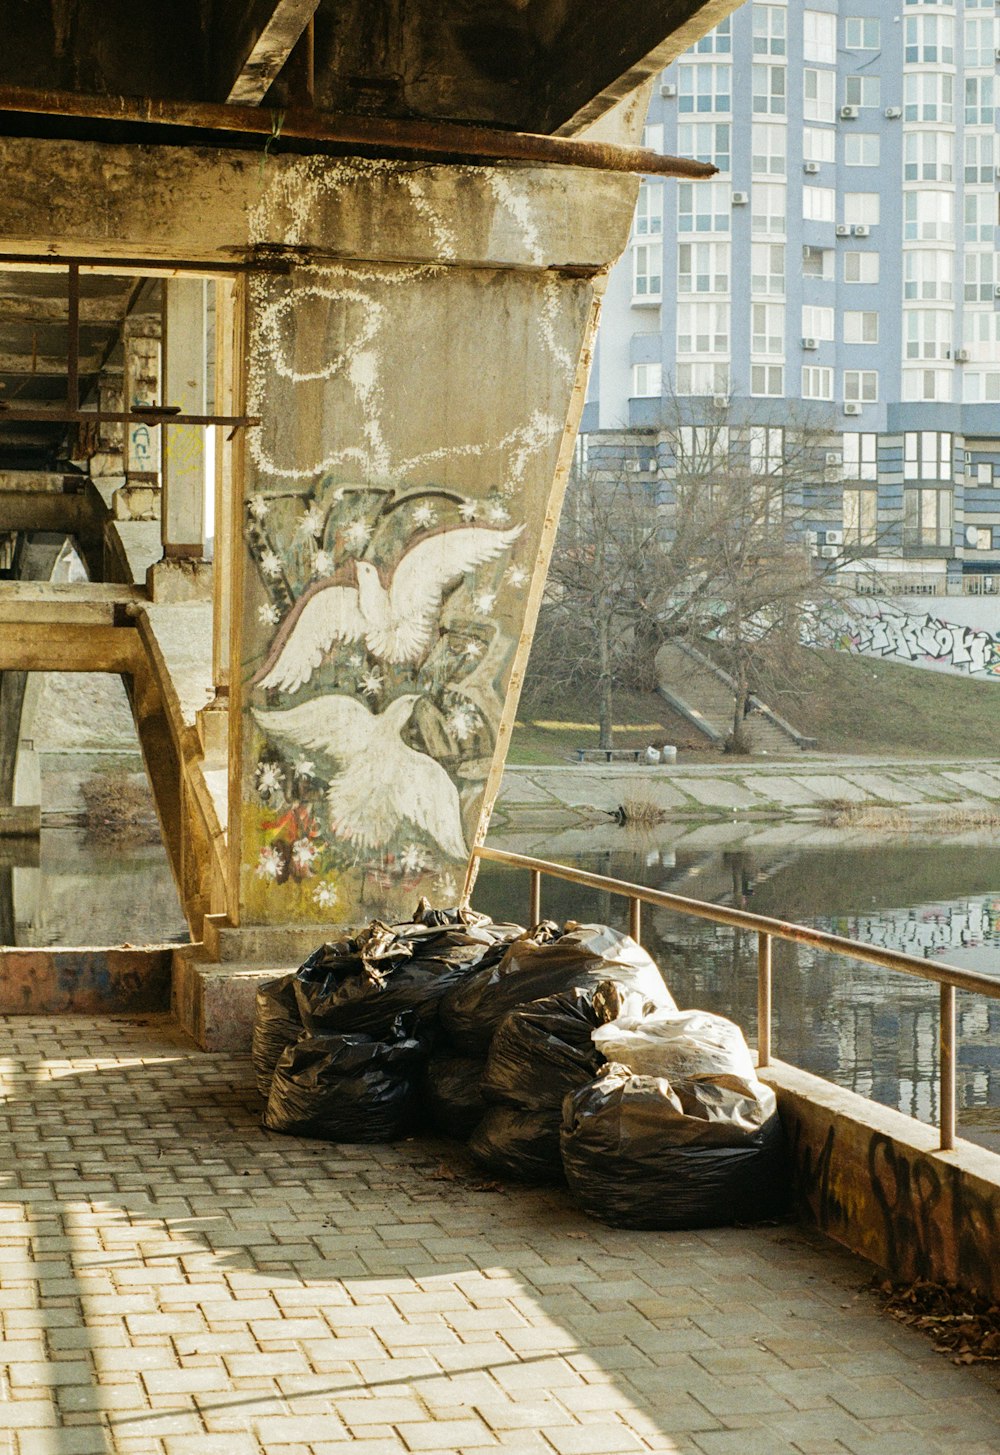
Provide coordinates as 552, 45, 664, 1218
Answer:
0, 946, 171, 1014
766, 1059, 1000, 1303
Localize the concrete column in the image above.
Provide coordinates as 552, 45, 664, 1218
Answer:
213, 277, 239, 695
90, 371, 125, 478
226, 158, 636, 932
114, 314, 161, 522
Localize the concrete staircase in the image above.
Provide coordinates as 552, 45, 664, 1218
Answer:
654, 640, 814, 755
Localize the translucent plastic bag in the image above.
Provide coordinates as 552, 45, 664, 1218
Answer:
592, 1008, 756, 1083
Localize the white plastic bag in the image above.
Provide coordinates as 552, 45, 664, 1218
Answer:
592, 1008, 756, 1083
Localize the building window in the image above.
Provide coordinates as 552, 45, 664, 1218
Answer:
751, 123, 786, 176
676, 362, 729, 395
845, 17, 880, 48
843, 432, 879, 481
905, 15, 955, 62
965, 252, 996, 301
751, 364, 784, 396
803, 186, 836, 223
963, 309, 1000, 359
905, 250, 953, 301
905, 310, 952, 360
802, 304, 835, 341
752, 7, 787, 55
845, 134, 880, 167
690, 16, 732, 53
749, 425, 785, 474
963, 371, 1000, 402
632, 242, 662, 301
753, 64, 786, 115
679, 62, 732, 113
751, 303, 785, 355
676, 425, 730, 464
904, 190, 953, 241
751, 242, 785, 294
751, 182, 786, 235
678, 181, 730, 233
844, 489, 878, 547
966, 75, 995, 125
965, 191, 997, 244
904, 131, 953, 182
905, 431, 953, 480
804, 10, 837, 63
903, 369, 953, 402
844, 311, 879, 343
802, 366, 833, 400
904, 488, 952, 548
804, 69, 835, 122
642, 124, 663, 152
632, 363, 662, 397
978, 462, 995, 486
803, 127, 836, 164
678, 241, 730, 294
677, 302, 730, 354
844, 193, 880, 227
802, 247, 834, 280
677, 122, 732, 172
844, 74, 880, 109
844, 370, 878, 402
904, 73, 953, 123
965, 132, 996, 184
964, 16, 996, 67
844, 251, 879, 284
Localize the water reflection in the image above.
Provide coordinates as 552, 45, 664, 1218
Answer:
475, 835, 1000, 1151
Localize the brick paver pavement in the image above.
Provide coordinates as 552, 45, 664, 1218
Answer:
1, 1014, 999, 1455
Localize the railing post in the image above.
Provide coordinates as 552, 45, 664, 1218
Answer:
940, 983, 956, 1151
529, 869, 541, 926
757, 931, 772, 1069
629, 897, 641, 944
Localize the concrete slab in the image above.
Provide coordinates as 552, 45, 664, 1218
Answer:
940, 770, 1000, 799
669, 777, 765, 810
786, 775, 874, 803
836, 772, 935, 804
743, 774, 830, 808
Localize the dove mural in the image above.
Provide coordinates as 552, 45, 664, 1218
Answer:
242, 476, 531, 921
255, 523, 523, 692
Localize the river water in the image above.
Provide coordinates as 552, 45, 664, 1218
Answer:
475, 832, 1000, 1152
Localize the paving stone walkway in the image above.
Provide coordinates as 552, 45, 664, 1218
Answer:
1, 1015, 999, 1455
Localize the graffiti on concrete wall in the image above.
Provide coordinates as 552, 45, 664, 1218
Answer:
809, 602, 1000, 678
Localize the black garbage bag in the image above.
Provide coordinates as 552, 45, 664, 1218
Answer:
422, 1053, 486, 1138
468, 1106, 562, 1183
294, 907, 523, 1041
560, 1066, 788, 1229
440, 922, 675, 1056
263, 1016, 426, 1142
252, 972, 302, 1099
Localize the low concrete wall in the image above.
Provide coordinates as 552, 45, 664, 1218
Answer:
764, 1061, 1000, 1300
0, 945, 171, 1014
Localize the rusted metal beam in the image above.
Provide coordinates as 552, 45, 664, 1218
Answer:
0, 84, 718, 180
0, 254, 289, 276
0, 407, 256, 427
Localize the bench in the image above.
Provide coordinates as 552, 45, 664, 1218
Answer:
574, 747, 646, 763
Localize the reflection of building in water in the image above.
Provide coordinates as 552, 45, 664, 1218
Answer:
832, 898, 1000, 962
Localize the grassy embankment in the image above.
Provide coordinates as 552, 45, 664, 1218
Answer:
509, 646, 1000, 765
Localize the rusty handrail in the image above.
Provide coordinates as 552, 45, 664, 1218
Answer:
472, 844, 991, 1151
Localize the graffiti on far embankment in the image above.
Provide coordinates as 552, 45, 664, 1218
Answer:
812, 598, 1000, 679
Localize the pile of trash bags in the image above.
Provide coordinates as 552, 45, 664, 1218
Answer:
252, 900, 788, 1230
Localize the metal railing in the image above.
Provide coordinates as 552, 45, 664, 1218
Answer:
471, 845, 1000, 1152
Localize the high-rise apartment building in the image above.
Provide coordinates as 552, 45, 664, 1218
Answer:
583, 0, 1000, 590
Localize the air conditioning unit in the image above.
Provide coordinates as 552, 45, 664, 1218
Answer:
853, 224, 870, 237
802, 245, 822, 259
731, 191, 748, 205
804, 161, 820, 174
825, 452, 842, 466
802, 337, 819, 350
819, 545, 839, 558
956, 349, 970, 362
660, 83, 677, 98
836, 223, 851, 236
884, 106, 902, 119
712, 395, 729, 409
840, 105, 860, 119
844, 401, 863, 415
994, 283, 1000, 298
824, 530, 844, 546
994, 46, 1000, 60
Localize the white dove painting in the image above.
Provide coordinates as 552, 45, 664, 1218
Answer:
254, 523, 523, 693
252, 692, 468, 860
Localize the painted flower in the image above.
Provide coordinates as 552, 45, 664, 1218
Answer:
400, 843, 426, 874
472, 591, 496, 616
486, 502, 510, 525
434, 872, 458, 901
260, 550, 283, 579
312, 549, 335, 577
256, 845, 282, 880
293, 757, 315, 778
413, 502, 437, 529
291, 838, 318, 873
343, 519, 371, 552
297, 503, 326, 539
358, 667, 383, 698
347, 652, 363, 668
248, 494, 269, 521
255, 760, 283, 799
506, 564, 529, 589
446, 704, 478, 742
459, 500, 478, 522
462, 640, 484, 660
257, 602, 281, 627
313, 881, 339, 910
